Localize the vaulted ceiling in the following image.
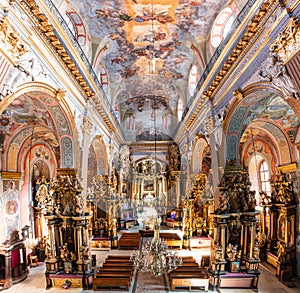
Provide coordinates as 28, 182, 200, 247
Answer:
70, 0, 227, 140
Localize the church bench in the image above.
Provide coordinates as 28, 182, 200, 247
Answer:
173, 267, 203, 272
103, 261, 134, 267
93, 276, 130, 291
170, 276, 209, 291
180, 262, 200, 267
104, 259, 133, 263
160, 233, 182, 249
118, 240, 140, 250
96, 272, 133, 281
106, 255, 131, 260
98, 267, 134, 273
169, 270, 209, 291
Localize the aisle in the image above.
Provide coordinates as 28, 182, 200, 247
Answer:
133, 270, 168, 293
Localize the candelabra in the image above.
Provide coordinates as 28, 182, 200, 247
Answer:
130, 218, 182, 276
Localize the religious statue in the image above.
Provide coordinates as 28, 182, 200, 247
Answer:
276, 241, 286, 263
226, 243, 238, 261
212, 243, 223, 262
216, 189, 230, 214
253, 241, 260, 260
260, 191, 271, 205
80, 244, 90, 262
45, 242, 53, 259
259, 54, 299, 99
60, 243, 69, 261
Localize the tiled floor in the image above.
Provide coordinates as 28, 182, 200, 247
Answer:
2, 228, 300, 293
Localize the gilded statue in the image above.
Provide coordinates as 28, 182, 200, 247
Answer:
212, 243, 223, 262
60, 243, 69, 261
253, 241, 260, 260
226, 243, 238, 261
216, 190, 230, 214
276, 241, 286, 263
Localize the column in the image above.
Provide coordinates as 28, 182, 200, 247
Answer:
80, 114, 93, 213
206, 116, 220, 191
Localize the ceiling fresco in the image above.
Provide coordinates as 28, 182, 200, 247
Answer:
70, 0, 225, 141
71, 0, 224, 95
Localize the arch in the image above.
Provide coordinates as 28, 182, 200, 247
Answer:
224, 82, 298, 166
191, 136, 209, 174
87, 135, 109, 187
0, 82, 79, 172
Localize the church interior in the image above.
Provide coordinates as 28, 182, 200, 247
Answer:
0, 0, 300, 292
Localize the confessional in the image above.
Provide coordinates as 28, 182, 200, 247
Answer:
0, 229, 28, 290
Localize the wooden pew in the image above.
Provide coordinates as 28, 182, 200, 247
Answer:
180, 262, 200, 267
99, 267, 134, 273
160, 233, 182, 249
172, 266, 203, 272
170, 276, 209, 291
106, 255, 131, 260
104, 259, 133, 263
103, 261, 134, 266
169, 270, 209, 291
118, 233, 141, 250
96, 272, 133, 281
93, 276, 130, 291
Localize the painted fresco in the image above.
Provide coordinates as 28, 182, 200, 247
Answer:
246, 95, 298, 128
74, 0, 223, 80
71, 0, 225, 140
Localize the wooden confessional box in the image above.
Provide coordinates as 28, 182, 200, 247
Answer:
0, 230, 28, 290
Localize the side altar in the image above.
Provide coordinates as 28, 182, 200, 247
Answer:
35, 175, 93, 290
209, 166, 260, 291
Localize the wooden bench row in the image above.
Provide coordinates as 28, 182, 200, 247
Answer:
168, 256, 209, 291
93, 255, 134, 291
118, 233, 141, 250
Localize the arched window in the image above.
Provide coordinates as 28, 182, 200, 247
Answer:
100, 66, 109, 94
65, 8, 87, 47
210, 7, 234, 48
188, 65, 199, 97
249, 154, 271, 206
177, 98, 183, 121
259, 160, 271, 197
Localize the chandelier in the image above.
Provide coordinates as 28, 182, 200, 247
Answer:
130, 218, 182, 276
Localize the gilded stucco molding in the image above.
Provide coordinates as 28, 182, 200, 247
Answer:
55, 88, 66, 101
19, 0, 116, 134
270, 17, 300, 63
0, 14, 29, 63
82, 115, 93, 136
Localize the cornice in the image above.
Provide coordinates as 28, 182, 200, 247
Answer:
0, 13, 29, 63
270, 17, 300, 63
19, 0, 116, 134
